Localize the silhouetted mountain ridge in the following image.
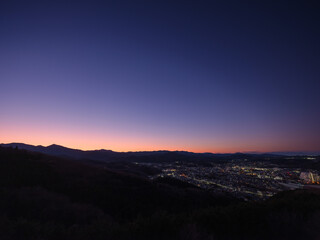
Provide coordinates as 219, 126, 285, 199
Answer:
2, 143, 315, 163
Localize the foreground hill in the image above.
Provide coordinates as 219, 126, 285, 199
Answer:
1, 146, 320, 240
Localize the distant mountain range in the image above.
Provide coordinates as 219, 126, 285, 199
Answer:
0, 143, 318, 162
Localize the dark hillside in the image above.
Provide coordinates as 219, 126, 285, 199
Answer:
1, 146, 320, 240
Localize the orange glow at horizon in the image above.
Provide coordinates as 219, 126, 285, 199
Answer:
1, 123, 319, 153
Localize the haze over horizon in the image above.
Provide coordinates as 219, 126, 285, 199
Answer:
1, 142, 320, 156
1, 1, 320, 153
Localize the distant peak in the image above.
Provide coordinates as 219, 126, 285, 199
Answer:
47, 144, 66, 148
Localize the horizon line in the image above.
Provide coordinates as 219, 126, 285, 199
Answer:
2, 142, 320, 156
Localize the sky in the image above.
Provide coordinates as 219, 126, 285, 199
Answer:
1, 0, 319, 153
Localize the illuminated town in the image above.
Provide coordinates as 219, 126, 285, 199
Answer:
139, 159, 320, 201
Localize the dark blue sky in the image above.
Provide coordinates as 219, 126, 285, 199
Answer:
1, 0, 319, 152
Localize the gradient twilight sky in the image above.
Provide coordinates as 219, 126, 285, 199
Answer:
1, 0, 319, 153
